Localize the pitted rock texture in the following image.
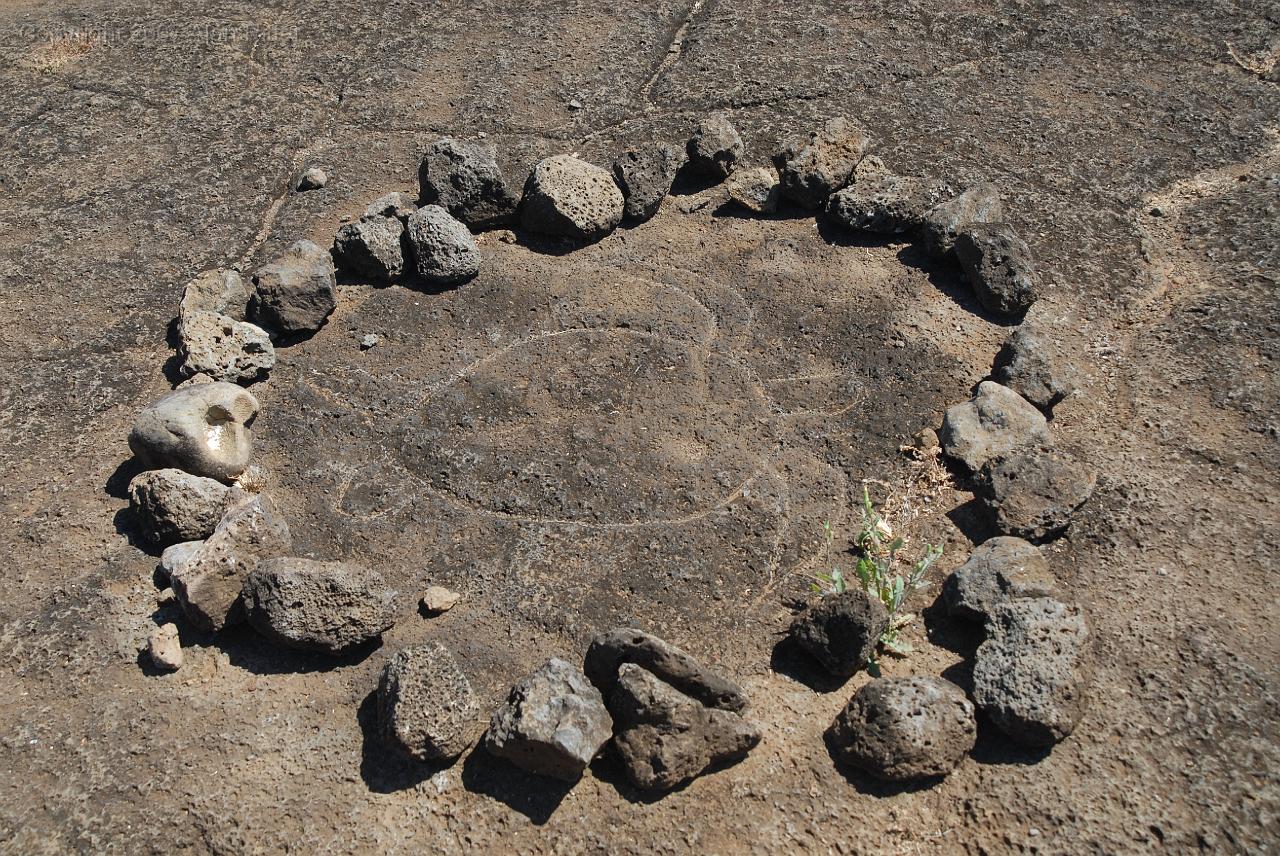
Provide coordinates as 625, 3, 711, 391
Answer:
483, 657, 613, 781
686, 114, 743, 179
944, 536, 1060, 622
249, 240, 338, 337
405, 204, 481, 284
973, 598, 1091, 746
828, 676, 976, 781
178, 310, 275, 383
789, 590, 889, 677
170, 495, 292, 633
940, 380, 1050, 473
992, 323, 1078, 415
127, 468, 231, 546
955, 223, 1040, 315
612, 142, 684, 222
776, 116, 870, 208
583, 628, 748, 712
242, 558, 397, 654
333, 214, 406, 283
726, 166, 781, 214
827, 156, 952, 234
417, 137, 519, 230
378, 643, 481, 763
128, 382, 259, 481
520, 155, 625, 242
610, 663, 761, 792
976, 443, 1097, 541
179, 269, 248, 322
919, 182, 1004, 256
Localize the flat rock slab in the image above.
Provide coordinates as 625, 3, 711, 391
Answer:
583, 628, 748, 713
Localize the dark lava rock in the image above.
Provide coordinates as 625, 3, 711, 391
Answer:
127, 467, 231, 546
943, 536, 1060, 622
992, 323, 1079, 415
483, 657, 612, 781
405, 205, 481, 285
828, 676, 976, 781
365, 191, 418, 220
788, 590, 889, 677
332, 214, 405, 283
128, 382, 259, 481
919, 182, 1004, 256
973, 597, 1091, 746
243, 558, 397, 654
521, 154, 625, 242
776, 116, 870, 208
583, 628, 748, 713
417, 137, 518, 230
976, 444, 1097, 541
826, 156, 952, 234
955, 223, 1040, 315
939, 380, 1049, 473
248, 240, 337, 337
686, 114, 743, 179
379, 643, 482, 762
612, 143, 684, 222
610, 663, 760, 792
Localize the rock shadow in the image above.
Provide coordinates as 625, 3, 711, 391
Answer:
946, 495, 995, 545
895, 244, 1023, 327
589, 746, 750, 805
813, 211, 912, 250
356, 690, 450, 793
967, 713, 1053, 767
923, 595, 985, 659
460, 746, 574, 825
217, 624, 383, 676
769, 636, 852, 694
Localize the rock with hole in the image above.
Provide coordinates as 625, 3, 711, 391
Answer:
128, 382, 259, 481
521, 155, 625, 242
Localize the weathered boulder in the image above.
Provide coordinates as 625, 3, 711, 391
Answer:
992, 323, 1078, 415
378, 643, 481, 762
249, 240, 337, 337
147, 623, 183, 672
944, 536, 1060, 622
364, 191, 418, 221
976, 444, 1097, 541
826, 156, 952, 234
170, 495, 291, 633
332, 215, 405, 283
483, 657, 613, 781
955, 224, 1039, 315
243, 558, 397, 654
612, 143, 684, 222
178, 311, 275, 384
520, 155, 624, 242
610, 663, 760, 791
583, 628, 747, 712
828, 676, 976, 781
725, 165, 781, 214
789, 590, 889, 677
128, 382, 259, 481
686, 114, 743, 179
919, 182, 1004, 256
973, 597, 1091, 746
939, 381, 1049, 473
405, 204, 481, 285
128, 468, 231, 546
417, 138, 519, 230
179, 269, 248, 322
297, 166, 327, 191
776, 116, 870, 208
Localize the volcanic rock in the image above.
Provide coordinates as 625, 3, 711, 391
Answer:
159, 540, 203, 581
405, 204, 481, 284
379, 643, 482, 762
420, 585, 460, 615
955, 223, 1040, 315
417, 137, 518, 229
826, 156, 951, 234
248, 240, 337, 337
789, 590, 889, 677
520, 154, 624, 242
776, 116, 870, 208
243, 558, 397, 654
944, 536, 1060, 622
128, 468, 231, 546
333, 214, 405, 283
612, 143, 684, 222
364, 191, 418, 221
992, 323, 1078, 415
178, 310, 275, 384
939, 381, 1049, 473
147, 623, 183, 672
686, 114, 743, 179
976, 444, 1097, 541
297, 167, 327, 191
725, 165, 781, 214
128, 382, 259, 481
179, 269, 248, 322
583, 627, 747, 712
919, 182, 1004, 256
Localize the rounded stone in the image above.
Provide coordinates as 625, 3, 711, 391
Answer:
128, 382, 259, 481
939, 380, 1049, 473
520, 154, 624, 242
297, 167, 327, 191
943, 536, 1060, 622
789, 589, 889, 677
378, 643, 482, 763
992, 322, 1078, 415
726, 166, 781, 214
147, 623, 183, 672
128, 467, 232, 546
243, 558, 397, 654
404, 204, 480, 285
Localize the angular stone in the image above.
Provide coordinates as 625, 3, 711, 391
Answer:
583, 628, 747, 713
364, 191, 418, 221
159, 540, 203, 581
828, 676, 976, 781
686, 114, 744, 179
976, 444, 1097, 541
243, 558, 397, 654
939, 381, 1049, 473
610, 663, 760, 792
128, 468, 231, 546
919, 182, 1004, 256
333, 215, 405, 283
483, 657, 612, 781
170, 495, 291, 633
379, 643, 481, 762
417, 137, 519, 230
178, 311, 275, 384
776, 116, 870, 208
520, 155, 624, 242
612, 143, 684, 222
944, 536, 1060, 622
128, 382, 259, 481
955, 223, 1039, 315
248, 240, 337, 337
179, 269, 248, 322
148, 623, 183, 672
826, 156, 952, 234
992, 323, 1078, 415
405, 204, 481, 285
973, 598, 1091, 746
789, 590, 889, 677
726, 166, 781, 214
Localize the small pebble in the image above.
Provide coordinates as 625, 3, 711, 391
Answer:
156, 588, 176, 606
360, 333, 381, 350
297, 167, 328, 191
421, 585, 461, 614
148, 623, 183, 672
567, 98, 583, 112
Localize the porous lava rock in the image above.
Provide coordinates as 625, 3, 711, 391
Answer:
128, 382, 259, 481
725, 165, 781, 214
405, 204, 481, 285
919, 182, 1004, 256
686, 114, 743, 179
332, 214, 405, 282
955, 223, 1040, 315
612, 143, 684, 222
520, 154, 625, 242
827, 156, 951, 234
417, 137, 518, 230
944, 536, 1060, 622
243, 558, 397, 654
789, 590, 889, 677
776, 116, 870, 208
583, 628, 747, 713
976, 444, 1097, 541
178, 310, 275, 383
939, 381, 1050, 473
248, 240, 337, 337
378, 643, 481, 762
992, 323, 1078, 415
128, 468, 231, 546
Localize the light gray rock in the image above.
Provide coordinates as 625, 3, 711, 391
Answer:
364, 191, 418, 221
405, 205, 481, 285
976, 444, 1097, 541
170, 495, 291, 633
520, 155, 625, 242
789, 590, 889, 677
147, 623, 183, 672
417, 138, 519, 229
776, 116, 870, 208
483, 658, 613, 781
379, 643, 482, 762
420, 585, 460, 614
826, 156, 952, 234
919, 182, 1004, 256
332, 215, 405, 283
612, 143, 684, 222
297, 166, 327, 191
248, 240, 337, 337
944, 536, 1060, 622
686, 114, 744, 179
939, 381, 1049, 473
128, 382, 259, 481
610, 663, 760, 791
992, 323, 1078, 415
178, 311, 275, 384
725, 166, 781, 214
955, 224, 1040, 315
828, 676, 976, 781
179, 269, 248, 322
128, 468, 231, 546
583, 628, 747, 713
159, 540, 203, 581
973, 597, 1091, 746
243, 558, 397, 654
